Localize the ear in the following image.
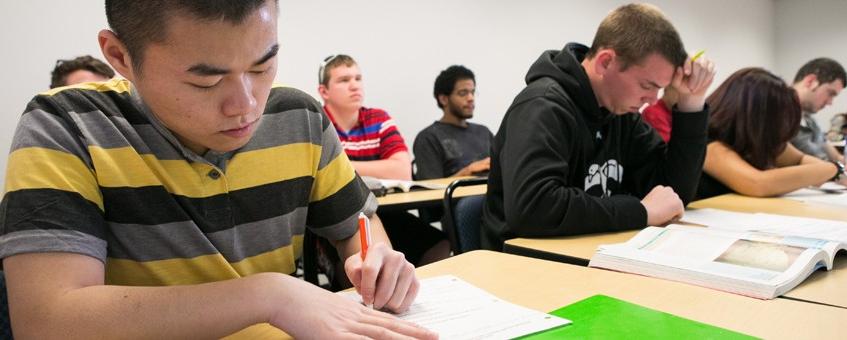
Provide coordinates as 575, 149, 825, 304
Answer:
98, 29, 136, 81
318, 84, 330, 101
437, 94, 449, 108
803, 74, 820, 89
593, 49, 616, 77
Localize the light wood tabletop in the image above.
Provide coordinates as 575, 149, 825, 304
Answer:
417, 250, 847, 340
687, 193, 847, 221
502, 194, 847, 309
375, 176, 486, 211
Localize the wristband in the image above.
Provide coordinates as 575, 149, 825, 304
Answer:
830, 160, 845, 181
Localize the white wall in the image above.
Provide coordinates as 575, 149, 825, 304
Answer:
775, 0, 847, 130
279, 0, 776, 147
0, 1, 775, 189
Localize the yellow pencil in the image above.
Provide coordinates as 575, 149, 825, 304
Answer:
691, 49, 706, 62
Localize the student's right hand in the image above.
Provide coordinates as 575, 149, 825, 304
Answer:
672, 55, 716, 112
458, 157, 491, 176
640, 185, 684, 226
268, 274, 438, 339
468, 157, 491, 174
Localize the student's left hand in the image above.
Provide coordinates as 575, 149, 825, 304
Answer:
673, 55, 716, 112
344, 242, 419, 313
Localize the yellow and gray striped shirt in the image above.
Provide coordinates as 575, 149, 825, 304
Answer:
0, 77, 375, 298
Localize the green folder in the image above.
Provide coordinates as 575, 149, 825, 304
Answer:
518, 295, 757, 339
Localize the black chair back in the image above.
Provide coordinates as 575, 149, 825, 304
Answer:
442, 177, 488, 254
1, 271, 12, 339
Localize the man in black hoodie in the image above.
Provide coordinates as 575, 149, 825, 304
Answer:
481, 3, 716, 250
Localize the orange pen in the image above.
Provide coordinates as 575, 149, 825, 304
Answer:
358, 212, 371, 260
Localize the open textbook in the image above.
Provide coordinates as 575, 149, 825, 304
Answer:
589, 224, 846, 299
339, 275, 570, 339
360, 176, 447, 196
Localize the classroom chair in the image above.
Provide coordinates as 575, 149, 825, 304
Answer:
302, 230, 349, 292
1, 271, 12, 339
302, 230, 320, 287
442, 177, 488, 254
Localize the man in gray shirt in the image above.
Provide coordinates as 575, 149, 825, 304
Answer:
790, 58, 846, 162
414, 65, 493, 179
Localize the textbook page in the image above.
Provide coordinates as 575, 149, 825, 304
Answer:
339, 275, 570, 339
379, 179, 447, 192
591, 226, 829, 298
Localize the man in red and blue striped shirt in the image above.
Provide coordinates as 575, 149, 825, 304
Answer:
319, 54, 450, 266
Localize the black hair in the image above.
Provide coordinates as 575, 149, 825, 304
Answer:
433, 65, 475, 109
105, 0, 277, 73
793, 57, 847, 87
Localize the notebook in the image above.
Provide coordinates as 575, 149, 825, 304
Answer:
519, 295, 755, 339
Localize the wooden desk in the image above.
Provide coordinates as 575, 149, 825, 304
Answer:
784, 255, 847, 308
688, 193, 847, 221
505, 194, 847, 262
503, 230, 636, 266
503, 194, 847, 308
417, 251, 847, 340
376, 177, 486, 211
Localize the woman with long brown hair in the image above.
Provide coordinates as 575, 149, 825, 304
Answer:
697, 67, 846, 199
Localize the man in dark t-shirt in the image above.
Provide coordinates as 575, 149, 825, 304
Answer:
414, 65, 494, 179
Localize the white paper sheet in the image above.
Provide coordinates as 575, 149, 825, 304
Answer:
339, 275, 570, 340
681, 208, 847, 243
682, 208, 766, 228
783, 185, 847, 206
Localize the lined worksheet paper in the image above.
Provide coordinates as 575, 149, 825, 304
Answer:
339, 275, 570, 339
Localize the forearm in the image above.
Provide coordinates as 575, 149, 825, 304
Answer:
450, 165, 473, 177
12, 271, 289, 339
504, 166, 647, 235
730, 163, 836, 197
351, 159, 412, 180
640, 108, 708, 203
509, 189, 646, 235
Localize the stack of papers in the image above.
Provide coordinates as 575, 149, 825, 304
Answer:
682, 208, 847, 243
339, 275, 570, 339
782, 183, 847, 207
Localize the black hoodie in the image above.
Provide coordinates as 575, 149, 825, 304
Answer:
480, 43, 708, 250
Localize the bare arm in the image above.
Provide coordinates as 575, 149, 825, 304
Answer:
782, 144, 847, 187
450, 157, 490, 177
704, 142, 837, 197
350, 151, 412, 180
4, 253, 280, 339
4, 251, 433, 339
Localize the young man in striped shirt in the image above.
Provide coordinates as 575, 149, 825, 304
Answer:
0, 1, 436, 339
319, 55, 450, 266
